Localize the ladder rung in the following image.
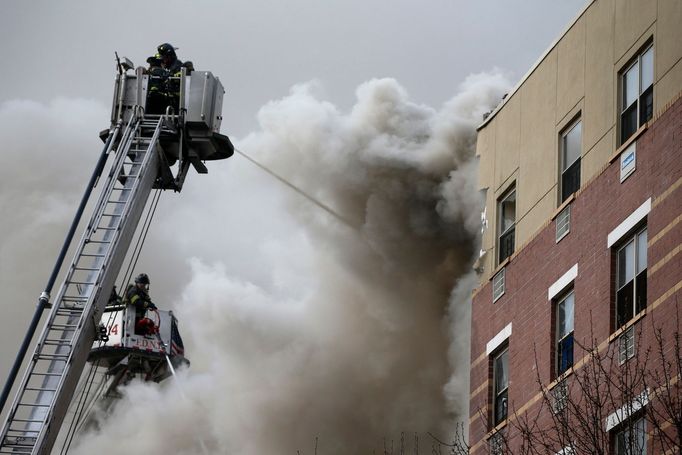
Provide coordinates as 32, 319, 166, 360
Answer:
78, 252, 108, 258
7, 428, 40, 438
17, 403, 50, 408
2, 432, 38, 438
35, 354, 69, 360
94, 227, 118, 231
105, 200, 128, 204
24, 387, 57, 393
55, 313, 82, 319
30, 372, 63, 377
43, 339, 73, 345
60, 296, 90, 310
1, 441, 36, 448
0, 444, 35, 451
100, 214, 122, 219
65, 279, 97, 285
39, 341, 72, 349
55, 307, 84, 314
73, 266, 101, 272
49, 323, 79, 329
83, 240, 110, 245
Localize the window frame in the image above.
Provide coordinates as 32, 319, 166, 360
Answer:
551, 379, 569, 415
488, 431, 505, 455
556, 204, 571, 242
619, 325, 636, 364
619, 42, 654, 145
497, 186, 516, 265
492, 267, 506, 302
612, 415, 647, 455
614, 226, 647, 329
492, 346, 509, 427
555, 289, 575, 377
559, 118, 582, 203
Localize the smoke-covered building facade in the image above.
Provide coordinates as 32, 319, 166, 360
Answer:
469, 0, 682, 453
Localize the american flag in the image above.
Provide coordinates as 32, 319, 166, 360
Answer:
170, 320, 185, 356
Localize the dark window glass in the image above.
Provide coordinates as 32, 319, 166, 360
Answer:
498, 189, 516, 264
620, 44, 654, 144
615, 228, 647, 328
561, 121, 581, 202
556, 291, 575, 375
558, 334, 574, 374
499, 227, 515, 264
621, 104, 638, 144
493, 348, 509, 426
614, 416, 646, 455
561, 160, 581, 202
640, 86, 653, 125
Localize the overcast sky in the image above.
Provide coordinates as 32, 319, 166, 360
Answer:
0, 1, 587, 452
1, 0, 585, 137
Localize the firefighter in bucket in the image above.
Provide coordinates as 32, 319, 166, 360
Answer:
123, 273, 158, 336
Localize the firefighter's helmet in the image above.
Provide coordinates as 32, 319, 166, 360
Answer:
134, 273, 150, 285
157, 43, 177, 59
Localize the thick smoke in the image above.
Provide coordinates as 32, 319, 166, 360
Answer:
0, 99, 108, 382
77, 73, 507, 454
0, 73, 509, 453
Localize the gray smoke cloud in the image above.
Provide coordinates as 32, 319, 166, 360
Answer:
0, 99, 108, 378
0, 73, 509, 454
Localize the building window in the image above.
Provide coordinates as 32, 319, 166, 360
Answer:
619, 325, 636, 364
488, 431, 505, 455
492, 268, 505, 302
497, 187, 516, 264
613, 416, 646, 455
560, 119, 581, 202
615, 227, 647, 328
555, 290, 574, 376
620, 44, 654, 145
551, 380, 569, 414
492, 346, 509, 426
556, 205, 571, 242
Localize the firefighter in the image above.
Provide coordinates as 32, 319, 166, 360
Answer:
146, 43, 183, 114
155, 43, 195, 74
146, 50, 169, 115
156, 43, 183, 75
123, 273, 157, 336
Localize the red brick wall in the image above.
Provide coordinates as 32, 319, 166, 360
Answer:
468, 96, 682, 452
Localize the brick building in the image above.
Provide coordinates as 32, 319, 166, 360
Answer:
468, 1, 682, 453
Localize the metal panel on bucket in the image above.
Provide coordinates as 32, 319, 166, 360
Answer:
186, 71, 224, 130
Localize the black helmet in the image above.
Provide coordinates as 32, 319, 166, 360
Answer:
157, 43, 177, 58
146, 55, 162, 66
135, 273, 150, 285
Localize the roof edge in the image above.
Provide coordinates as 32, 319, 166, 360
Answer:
477, 0, 596, 131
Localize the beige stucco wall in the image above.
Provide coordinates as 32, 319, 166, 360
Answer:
476, 0, 682, 282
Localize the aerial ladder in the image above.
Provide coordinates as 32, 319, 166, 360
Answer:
0, 57, 234, 454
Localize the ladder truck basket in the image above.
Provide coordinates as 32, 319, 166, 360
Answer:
110, 66, 233, 164
89, 306, 189, 382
